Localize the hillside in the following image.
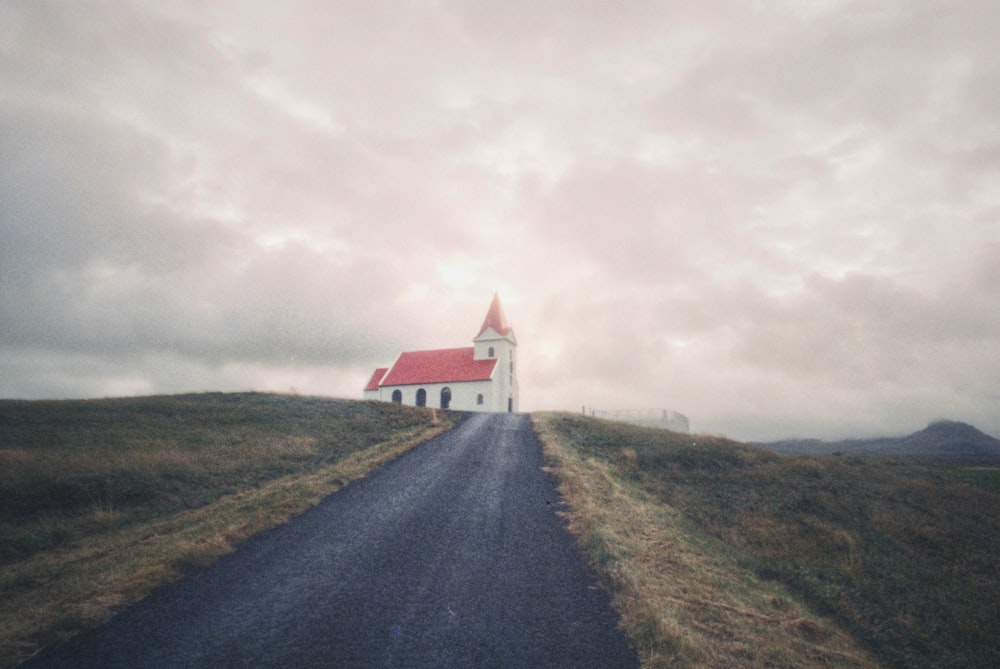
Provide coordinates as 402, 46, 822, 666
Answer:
755, 419, 1000, 458
5, 397, 999, 668
534, 413, 1000, 669
0, 393, 455, 667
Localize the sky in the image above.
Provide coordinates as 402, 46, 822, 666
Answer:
2, 1, 998, 441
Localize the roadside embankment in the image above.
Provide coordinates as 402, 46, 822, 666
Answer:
533, 411, 1000, 669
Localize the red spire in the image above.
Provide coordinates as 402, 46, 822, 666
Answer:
477, 292, 512, 337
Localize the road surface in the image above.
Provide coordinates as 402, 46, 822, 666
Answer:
25, 413, 639, 668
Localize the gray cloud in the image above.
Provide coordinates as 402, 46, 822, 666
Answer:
2, 0, 998, 440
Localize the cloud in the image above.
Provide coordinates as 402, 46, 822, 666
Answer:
2, 0, 998, 441
528, 243, 1000, 439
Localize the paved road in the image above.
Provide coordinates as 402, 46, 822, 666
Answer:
26, 413, 639, 668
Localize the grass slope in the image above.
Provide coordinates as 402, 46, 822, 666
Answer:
534, 412, 1000, 669
0, 393, 456, 667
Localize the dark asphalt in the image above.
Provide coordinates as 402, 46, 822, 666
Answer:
24, 413, 639, 668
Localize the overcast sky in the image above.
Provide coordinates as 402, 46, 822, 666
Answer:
2, 1, 998, 441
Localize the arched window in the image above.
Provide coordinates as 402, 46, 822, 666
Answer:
488, 346, 495, 358
391, 389, 402, 403
476, 394, 484, 405
440, 387, 451, 410
415, 388, 426, 407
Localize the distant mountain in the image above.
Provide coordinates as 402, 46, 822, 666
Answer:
754, 420, 1000, 457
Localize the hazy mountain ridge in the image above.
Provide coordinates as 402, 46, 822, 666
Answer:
755, 419, 1000, 457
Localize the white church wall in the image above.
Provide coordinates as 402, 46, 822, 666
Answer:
377, 379, 496, 412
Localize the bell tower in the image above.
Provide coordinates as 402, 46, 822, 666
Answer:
473, 293, 519, 412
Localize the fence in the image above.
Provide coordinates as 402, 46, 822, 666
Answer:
584, 408, 690, 434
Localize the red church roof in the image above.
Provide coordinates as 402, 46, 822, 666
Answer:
378, 347, 496, 386
476, 292, 513, 338
364, 368, 388, 392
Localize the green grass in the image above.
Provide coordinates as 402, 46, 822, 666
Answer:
936, 466, 1000, 494
0, 393, 456, 667
534, 412, 1000, 669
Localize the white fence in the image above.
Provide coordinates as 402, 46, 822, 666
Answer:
585, 408, 690, 434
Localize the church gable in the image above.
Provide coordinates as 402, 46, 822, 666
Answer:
364, 368, 388, 392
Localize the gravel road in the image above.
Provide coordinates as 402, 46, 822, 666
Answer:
25, 413, 639, 668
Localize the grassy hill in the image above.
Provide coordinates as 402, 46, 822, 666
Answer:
5, 397, 998, 668
0, 393, 455, 667
534, 413, 1000, 669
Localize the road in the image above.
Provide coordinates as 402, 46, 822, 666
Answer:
25, 413, 639, 668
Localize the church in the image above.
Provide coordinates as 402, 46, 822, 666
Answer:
363, 293, 520, 413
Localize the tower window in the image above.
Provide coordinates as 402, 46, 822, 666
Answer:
477, 394, 484, 405
488, 346, 495, 358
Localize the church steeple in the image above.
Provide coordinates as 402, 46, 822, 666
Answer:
472, 293, 518, 412
476, 292, 514, 340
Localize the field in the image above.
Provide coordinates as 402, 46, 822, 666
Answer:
0, 393, 455, 667
534, 412, 1000, 669
5, 397, 998, 668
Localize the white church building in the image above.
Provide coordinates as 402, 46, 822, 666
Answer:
363, 294, 520, 413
